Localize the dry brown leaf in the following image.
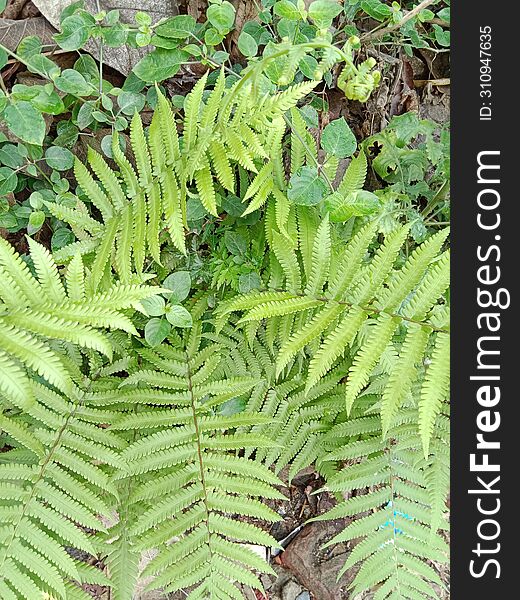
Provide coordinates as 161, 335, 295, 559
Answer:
0, 16, 56, 51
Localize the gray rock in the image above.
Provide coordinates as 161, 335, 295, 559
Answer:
281, 580, 305, 600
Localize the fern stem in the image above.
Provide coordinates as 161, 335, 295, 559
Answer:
269, 288, 449, 333
283, 113, 335, 192
388, 442, 404, 598
185, 352, 214, 561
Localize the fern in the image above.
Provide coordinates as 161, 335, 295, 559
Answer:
204, 324, 346, 481
47, 72, 319, 281
0, 237, 160, 407
313, 401, 449, 599
0, 52, 450, 600
0, 375, 123, 599
216, 219, 450, 451
103, 318, 283, 599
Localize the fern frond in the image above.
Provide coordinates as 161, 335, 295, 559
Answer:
217, 222, 449, 416
184, 71, 209, 152
304, 213, 331, 295
419, 332, 450, 456
0, 379, 124, 599
314, 416, 448, 599
111, 326, 281, 598
0, 239, 161, 407
380, 324, 429, 436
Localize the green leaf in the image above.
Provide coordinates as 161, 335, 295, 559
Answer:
361, 0, 393, 22
165, 304, 193, 328
136, 32, 152, 47
102, 23, 128, 47
205, 27, 224, 46
321, 117, 357, 158
76, 101, 95, 129
155, 15, 196, 39
45, 147, 74, 171
0, 167, 18, 195
151, 34, 180, 49
133, 48, 189, 83
117, 91, 146, 115
141, 295, 167, 317
238, 272, 262, 293
224, 231, 248, 256
26, 54, 61, 80
30, 87, 65, 115
308, 0, 342, 27
273, 0, 303, 20
54, 70, 93, 96
145, 318, 171, 346
17, 37, 42, 60
51, 227, 75, 251
162, 271, 191, 303
437, 7, 450, 23
53, 121, 79, 147
0, 91, 7, 113
0, 145, 25, 169
105, 9, 120, 26
0, 212, 18, 228
54, 13, 95, 51
299, 55, 318, 79
207, 1, 236, 34
27, 210, 45, 234
29, 192, 43, 209
237, 31, 258, 57
288, 166, 328, 206
59, 0, 84, 23
135, 11, 152, 26
418, 9, 435, 22
327, 190, 381, 222
4, 102, 46, 145
432, 24, 450, 47
74, 54, 99, 83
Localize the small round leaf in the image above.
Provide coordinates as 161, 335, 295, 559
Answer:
145, 318, 171, 346
45, 147, 74, 171
237, 31, 258, 57
162, 271, 191, 303
4, 102, 46, 146
321, 117, 357, 158
165, 305, 193, 328
287, 166, 328, 206
207, 1, 236, 34
141, 295, 167, 317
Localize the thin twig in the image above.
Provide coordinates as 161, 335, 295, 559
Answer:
414, 78, 450, 87
361, 0, 437, 43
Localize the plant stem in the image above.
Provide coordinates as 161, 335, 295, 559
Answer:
361, 0, 437, 43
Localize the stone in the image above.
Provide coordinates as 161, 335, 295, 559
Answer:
281, 580, 305, 600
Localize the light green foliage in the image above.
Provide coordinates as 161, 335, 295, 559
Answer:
313, 399, 450, 598
364, 112, 450, 239
47, 73, 319, 278
0, 236, 160, 407
217, 217, 450, 453
0, 374, 123, 599
0, 6, 450, 597
105, 318, 282, 598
